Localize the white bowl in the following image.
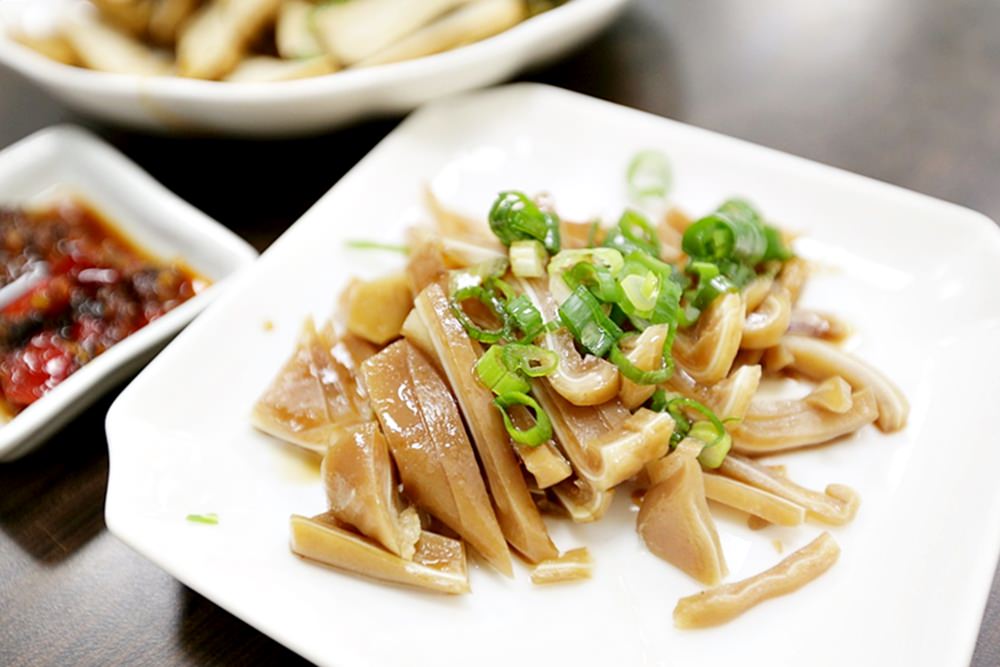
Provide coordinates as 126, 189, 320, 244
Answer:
0, 125, 257, 461
0, 0, 631, 137
106, 84, 1000, 667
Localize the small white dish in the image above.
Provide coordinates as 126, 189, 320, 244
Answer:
0, 125, 257, 461
0, 0, 631, 137
105, 84, 1000, 667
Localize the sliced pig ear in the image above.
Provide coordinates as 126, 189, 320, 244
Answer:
776, 256, 809, 304
322, 423, 421, 560
719, 454, 860, 526
637, 455, 728, 586
782, 335, 909, 432
731, 386, 878, 454
673, 292, 744, 384
530, 547, 593, 585
708, 363, 761, 421
702, 473, 806, 527
290, 515, 470, 594
361, 340, 514, 576
617, 324, 669, 410
517, 278, 620, 407
414, 283, 560, 564
340, 272, 413, 346
405, 229, 449, 296
532, 376, 673, 492
741, 285, 791, 350
251, 318, 370, 453
550, 477, 615, 523
674, 532, 840, 628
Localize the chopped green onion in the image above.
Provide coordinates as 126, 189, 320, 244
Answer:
604, 209, 660, 257
666, 396, 726, 431
450, 285, 509, 344
491, 277, 518, 302
618, 252, 682, 329
505, 294, 545, 342
509, 239, 547, 278
489, 191, 561, 254
548, 248, 625, 277
558, 285, 624, 357
647, 388, 668, 412
684, 261, 738, 310
763, 225, 793, 261
493, 392, 553, 446
344, 240, 409, 254
681, 198, 793, 290
685, 199, 768, 265
663, 395, 727, 449
563, 261, 623, 303
547, 247, 624, 303
449, 258, 509, 293
586, 220, 601, 248
620, 272, 658, 313
689, 420, 732, 469
186, 513, 218, 525
627, 150, 673, 203
609, 341, 673, 385
475, 345, 530, 394
668, 407, 691, 447
501, 343, 558, 378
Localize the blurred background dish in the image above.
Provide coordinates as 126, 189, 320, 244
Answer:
0, 0, 630, 136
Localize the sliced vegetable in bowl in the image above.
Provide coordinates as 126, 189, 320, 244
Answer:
13, 0, 568, 82
0, 0, 630, 134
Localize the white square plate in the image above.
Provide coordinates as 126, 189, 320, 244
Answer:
105, 85, 1000, 666
0, 125, 257, 461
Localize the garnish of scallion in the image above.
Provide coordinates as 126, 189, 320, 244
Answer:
186, 513, 219, 525
509, 239, 547, 278
493, 391, 553, 446
344, 240, 410, 254
489, 191, 561, 254
475, 345, 531, 395
626, 150, 673, 204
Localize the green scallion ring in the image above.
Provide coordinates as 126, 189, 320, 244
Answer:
501, 343, 558, 378
493, 391, 553, 446
608, 342, 673, 385
450, 285, 509, 344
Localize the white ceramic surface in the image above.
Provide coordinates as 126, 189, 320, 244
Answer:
0, 125, 257, 461
0, 0, 630, 137
105, 84, 1000, 667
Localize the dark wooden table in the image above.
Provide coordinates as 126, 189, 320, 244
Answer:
1, 0, 998, 664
